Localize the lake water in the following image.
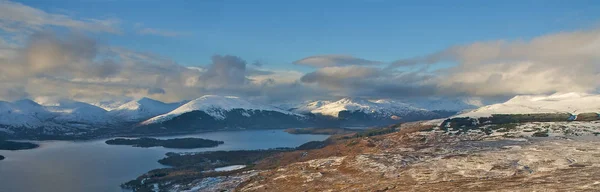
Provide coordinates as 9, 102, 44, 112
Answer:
0, 129, 329, 192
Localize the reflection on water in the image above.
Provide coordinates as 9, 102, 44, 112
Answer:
0, 129, 328, 192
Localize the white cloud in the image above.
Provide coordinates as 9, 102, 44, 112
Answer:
0, 1, 120, 33
0, 31, 310, 102
390, 28, 600, 97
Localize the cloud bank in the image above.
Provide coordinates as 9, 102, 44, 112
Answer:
294, 55, 382, 68
392, 28, 600, 96
0, 31, 310, 103
1, 0, 599, 104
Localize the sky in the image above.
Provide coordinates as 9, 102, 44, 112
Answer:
0, 0, 599, 104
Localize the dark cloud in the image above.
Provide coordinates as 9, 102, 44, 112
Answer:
299, 66, 438, 99
247, 68, 275, 76
199, 55, 248, 86
294, 55, 382, 68
147, 87, 166, 95
0, 87, 30, 101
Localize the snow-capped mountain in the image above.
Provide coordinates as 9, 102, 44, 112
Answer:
310, 98, 432, 119
109, 97, 183, 122
41, 99, 115, 125
284, 100, 332, 114
0, 99, 55, 128
92, 100, 130, 111
142, 95, 303, 125
0, 95, 482, 137
457, 92, 600, 118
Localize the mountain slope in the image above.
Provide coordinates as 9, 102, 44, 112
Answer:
43, 99, 114, 125
0, 100, 55, 128
109, 97, 182, 122
142, 95, 303, 125
457, 92, 600, 118
287, 100, 332, 114
311, 98, 432, 119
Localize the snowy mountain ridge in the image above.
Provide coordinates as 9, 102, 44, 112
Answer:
141, 95, 303, 125
284, 100, 333, 114
457, 92, 600, 118
109, 97, 183, 122
0, 99, 54, 128
310, 98, 431, 118
42, 99, 115, 125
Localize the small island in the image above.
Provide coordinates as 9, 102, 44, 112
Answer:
105, 137, 224, 149
0, 140, 39, 151
0, 155, 4, 160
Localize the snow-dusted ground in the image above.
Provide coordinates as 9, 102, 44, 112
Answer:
173, 171, 260, 192
214, 165, 246, 172
458, 92, 600, 118
437, 120, 600, 139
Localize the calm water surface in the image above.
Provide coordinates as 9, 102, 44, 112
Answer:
0, 129, 329, 192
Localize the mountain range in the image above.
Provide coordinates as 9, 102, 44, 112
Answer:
4, 93, 596, 139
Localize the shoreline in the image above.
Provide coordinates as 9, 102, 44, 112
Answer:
8, 126, 318, 142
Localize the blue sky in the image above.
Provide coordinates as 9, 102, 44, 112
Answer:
16, 0, 600, 71
1, 0, 599, 102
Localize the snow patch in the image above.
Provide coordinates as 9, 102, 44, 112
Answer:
214, 165, 246, 172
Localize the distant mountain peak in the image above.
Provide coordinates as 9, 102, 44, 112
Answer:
110, 97, 180, 122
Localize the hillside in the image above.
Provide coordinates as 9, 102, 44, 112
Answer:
458, 92, 600, 118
